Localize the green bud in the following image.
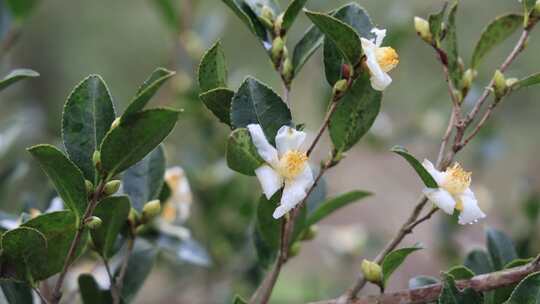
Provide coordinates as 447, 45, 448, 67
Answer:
85, 180, 94, 194
84, 216, 102, 230
111, 117, 121, 129
301, 225, 318, 241
506, 77, 519, 88
271, 37, 285, 63
282, 57, 293, 82
289, 242, 301, 257
92, 150, 101, 168
259, 5, 275, 30
414, 17, 432, 43
142, 200, 161, 223
274, 14, 284, 36
492, 70, 507, 98
103, 180, 121, 196
333, 79, 349, 96
361, 259, 382, 284
461, 69, 477, 90
128, 208, 139, 226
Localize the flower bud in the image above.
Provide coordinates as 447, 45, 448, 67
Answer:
289, 242, 301, 257
301, 225, 318, 241
84, 216, 102, 230
128, 208, 139, 225
492, 70, 507, 98
259, 5, 275, 30
103, 180, 121, 196
85, 180, 94, 194
414, 17, 432, 43
461, 69, 477, 90
333, 79, 349, 96
505, 77, 519, 88
271, 37, 285, 63
92, 150, 101, 168
274, 14, 284, 36
282, 57, 293, 82
111, 117, 121, 129
361, 259, 382, 284
142, 200, 161, 223
341, 64, 352, 80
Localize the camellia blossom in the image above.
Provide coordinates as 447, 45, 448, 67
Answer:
360, 28, 399, 91
247, 124, 314, 219
162, 166, 193, 224
422, 160, 486, 225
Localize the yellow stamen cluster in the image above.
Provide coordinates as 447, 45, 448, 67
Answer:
161, 202, 177, 222
278, 150, 308, 179
375, 47, 399, 72
442, 163, 472, 197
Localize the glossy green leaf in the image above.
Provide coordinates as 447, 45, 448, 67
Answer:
470, 14, 522, 69
199, 87, 234, 126
221, 0, 268, 43
323, 38, 343, 86
78, 274, 113, 304
464, 249, 494, 275
381, 245, 423, 287
100, 108, 180, 177
254, 192, 281, 268
0, 69, 39, 91
114, 242, 158, 303
230, 77, 291, 143
504, 271, 540, 304
447, 265, 475, 280
123, 68, 175, 117
1, 227, 47, 281
428, 3, 447, 47
514, 73, 540, 89
409, 275, 439, 289
505, 258, 533, 269
5, 0, 38, 20
198, 42, 228, 93
486, 227, 518, 270
27, 144, 88, 217
486, 258, 533, 304
305, 191, 371, 227
226, 128, 264, 176
62, 75, 116, 181
122, 146, 165, 212
445, 2, 461, 87
329, 72, 381, 153
91, 196, 131, 259
22, 211, 87, 281
305, 9, 362, 66
438, 273, 483, 304
292, 24, 323, 76
391, 146, 438, 188
281, 0, 308, 31
0, 281, 33, 304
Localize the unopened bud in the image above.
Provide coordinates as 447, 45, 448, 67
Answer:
333, 79, 349, 96
301, 225, 318, 241
282, 57, 293, 82
271, 37, 285, 63
128, 208, 139, 225
259, 5, 275, 30
493, 70, 507, 97
289, 242, 301, 257
462, 69, 477, 90
341, 64, 352, 80
361, 259, 382, 284
111, 117, 121, 129
506, 77, 519, 88
274, 14, 284, 36
92, 150, 101, 168
142, 200, 161, 223
414, 17, 432, 43
85, 180, 94, 194
84, 216, 102, 230
103, 180, 121, 196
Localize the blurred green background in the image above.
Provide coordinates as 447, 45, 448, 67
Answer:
1, 0, 540, 303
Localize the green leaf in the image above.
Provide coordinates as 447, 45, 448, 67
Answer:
514, 73, 540, 89
522, 0, 537, 13
428, 3, 448, 47
438, 273, 483, 304
221, 0, 268, 43
381, 245, 423, 287
91, 196, 131, 259
281, 0, 308, 31
1, 227, 47, 281
100, 108, 180, 177
22, 211, 87, 281
504, 271, 540, 304
199, 87, 234, 126
305, 191, 371, 227
486, 227, 518, 270
487, 258, 532, 304
122, 146, 165, 212
464, 249, 494, 275
27, 144, 88, 217
152, 0, 181, 32
62, 75, 116, 182
505, 258, 533, 269
78, 274, 113, 304
390, 146, 438, 188
233, 294, 248, 304
470, 14, 522, 69
0, 281, 34, 304
447, 265, 475, 280
409, 275, 439, 289
292, 24, 323, 76
198, 42, 228, 93
323, 38, 343, 86
254, 193, 281, 268
230, 77, 291, 143
0, 69, 39, 91
123, 68, 175, 117
114, 241, 158, 303
445, 2, 461, 88
5, 0, 38, 20
226, 128, 264, 176
329, 72, 381, 153
305, 9, 362, 66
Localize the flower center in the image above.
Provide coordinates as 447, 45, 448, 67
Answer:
161, 201, 177, 223
441, 163, 471, 197
375, 47, 399, 73
278, 150, 308, 180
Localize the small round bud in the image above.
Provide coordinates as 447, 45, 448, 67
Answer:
85, 180, 94, 194
505, 77, 519, 88
84, 216, 102, 230
111, 117, 121, 129
271, 37, 285, 63
142, 200, 161, 223
282, 58, 293, 82
492, 69, 507, 98
341, 64, 353, 80
333, 79, 349, 96
128, 208, 139, 225
92, 150, 101, 168
301, 225, 318, 241
274, 14, 284, 36
103, 180, 121, 196
361, 259, 383, 284
461, 69, 477, 90
289, 242, 301, 257
259, 5, 275, 30
414, 17, 432, 43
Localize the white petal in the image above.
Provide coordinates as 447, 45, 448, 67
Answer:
361, 38, 392, 91
273, 165, 314, 219
247, 124, 279, 165
46, 197, 64, 213
255, 165, 283, 199
371, 28, 387, 47
369, 71, 392, 91
275, 125, 306, 156
423, 188, 456, 214
458, 189, 486, 225
422, 159, 446, 186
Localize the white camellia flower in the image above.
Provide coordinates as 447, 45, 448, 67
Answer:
422, 159, 486, 225
247, 124, 314, 219
360, 28, 399, 91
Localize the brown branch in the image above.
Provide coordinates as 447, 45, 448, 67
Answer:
312, 258, 540, 304
307, 99, 339, 157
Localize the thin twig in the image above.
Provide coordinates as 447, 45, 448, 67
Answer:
458, 102, 496, 151
307, 95, 341, 157
33, 287, 50, 304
